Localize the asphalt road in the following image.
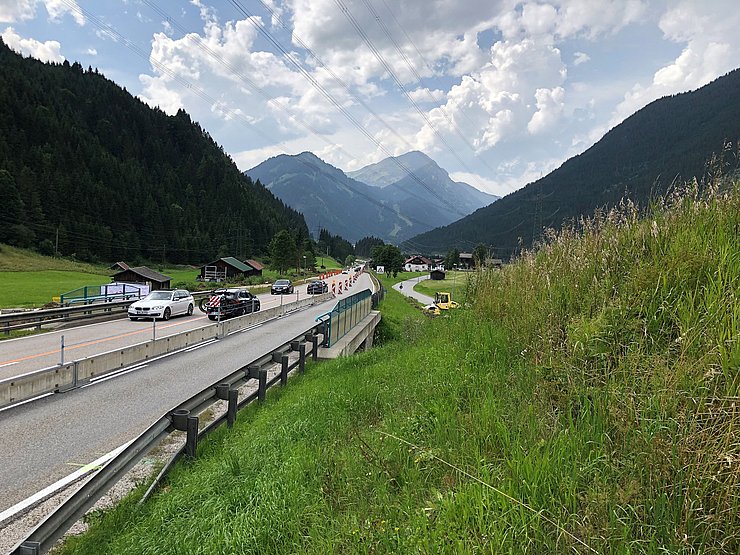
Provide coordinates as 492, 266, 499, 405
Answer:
0, 272, 372, 517
393, 275, 434, 305
0, 279, 344, 380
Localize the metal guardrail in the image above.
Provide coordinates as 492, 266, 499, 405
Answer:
0, 292, 334, 409
11, 323, 326, 555
0, 292, 213, 335
315, 288, 372, 347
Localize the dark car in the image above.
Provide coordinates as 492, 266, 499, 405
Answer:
306, 280, 328, 294
203, 288, 260, 320
271, 279, 294, 295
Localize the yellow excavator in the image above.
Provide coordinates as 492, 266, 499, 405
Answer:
422, 292, 460, 316
434, 291, 459, 310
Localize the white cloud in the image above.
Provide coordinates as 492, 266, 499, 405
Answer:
527, 86, 565, 134
606, 0, 740, 130
573, 51, 590, 65
138, 72, 183, 114
496, 0, 647, 40
86, 47, 96, 55
43, 0, 85, 26
0, 0, 37, 23
408, 87, 445, 103
1, 26, 64, 62
419, 37, 566, 153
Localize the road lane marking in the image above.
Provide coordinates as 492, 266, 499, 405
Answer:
184, 339, 219, 352
0, 361, 19, 368
0, 442, 130, 527
0, 317, 210, 367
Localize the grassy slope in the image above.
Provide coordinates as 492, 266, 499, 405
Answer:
59, 184, 739, 554
413, 271, 469, 300
0, 245, 111, 307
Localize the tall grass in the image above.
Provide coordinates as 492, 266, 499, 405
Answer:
471, 179, 740, 551
57, 182, 738, 554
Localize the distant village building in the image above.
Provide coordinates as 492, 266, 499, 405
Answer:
430, 269, 446, 280
458, 253, 474, 270
404, 255, 433, 272
111, 266, 171, 291
199, 257, 263, 281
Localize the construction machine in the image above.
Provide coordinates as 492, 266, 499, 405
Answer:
434, 291, 459, 310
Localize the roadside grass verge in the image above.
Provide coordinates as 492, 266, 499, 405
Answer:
0, 270, 111, 308
413, 271, 469, 300
57, 182, 739, 554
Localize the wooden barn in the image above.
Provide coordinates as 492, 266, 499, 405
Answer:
111, 266, 171, 291
430, 269, 446, 280
199, 257, 263, 281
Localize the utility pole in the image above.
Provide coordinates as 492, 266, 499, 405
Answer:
55, 226, 59, 257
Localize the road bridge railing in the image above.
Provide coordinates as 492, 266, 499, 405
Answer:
0, 292, 334, 410
11, 322, 326, 555
315, 288, 372, 348
0, 292, 214, 335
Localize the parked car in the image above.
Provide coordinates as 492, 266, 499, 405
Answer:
271, 279, 294, 294
306, 280, 328, 294
203, 288, 260, 320
128, 289, 194, 321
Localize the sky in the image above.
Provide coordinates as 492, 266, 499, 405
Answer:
2, 0, 739, 197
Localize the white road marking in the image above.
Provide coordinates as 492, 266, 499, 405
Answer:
0, 361, 19, 368
0, 442, 130, 526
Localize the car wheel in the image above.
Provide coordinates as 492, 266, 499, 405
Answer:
129, 317, 138, 321
208, 315, 216, 321
187, 304, 194, 316
163, 307, 171, 321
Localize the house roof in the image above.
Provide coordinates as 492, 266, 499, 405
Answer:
203, 257, 253, 272
114, 266, 171, 283
459, 253, 473, 259
405, 256, 433, 265
245, 259, 264, 271
109, 261, 130, 271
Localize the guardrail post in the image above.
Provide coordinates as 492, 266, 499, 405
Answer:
258, 368, 267, 401
215, 383, 238, 428
227, 389, 238, 428
299, 342, 306, 373
312, 334, 319, 360
185, 415, 199, 458
18, 541, 40, 554
280, 354, 289, 386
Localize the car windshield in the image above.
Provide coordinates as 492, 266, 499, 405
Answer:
146, 291, 172, 301
275, 280, 290, 286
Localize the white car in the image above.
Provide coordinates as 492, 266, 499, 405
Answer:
128, 289, 194, 321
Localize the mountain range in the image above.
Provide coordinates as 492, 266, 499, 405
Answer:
247, 151, 498, 243
407, 68, 740, 258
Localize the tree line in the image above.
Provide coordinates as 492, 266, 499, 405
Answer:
0, 39, 308, 264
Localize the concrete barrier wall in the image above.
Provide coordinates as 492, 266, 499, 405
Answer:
0, 292, 336, 409
0, 363, 76, 407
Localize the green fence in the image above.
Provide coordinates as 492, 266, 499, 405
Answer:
60, 283, 146, 305
316, 289, 372, 347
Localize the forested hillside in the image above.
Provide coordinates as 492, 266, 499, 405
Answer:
408, 68, 740, 257
0, 39, 308, 263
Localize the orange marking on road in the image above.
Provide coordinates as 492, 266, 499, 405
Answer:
0, 316, 208, 366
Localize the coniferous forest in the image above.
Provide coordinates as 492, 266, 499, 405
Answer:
0, 39, 308, 264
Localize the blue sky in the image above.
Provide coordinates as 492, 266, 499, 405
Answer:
2, 0, 738, 196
